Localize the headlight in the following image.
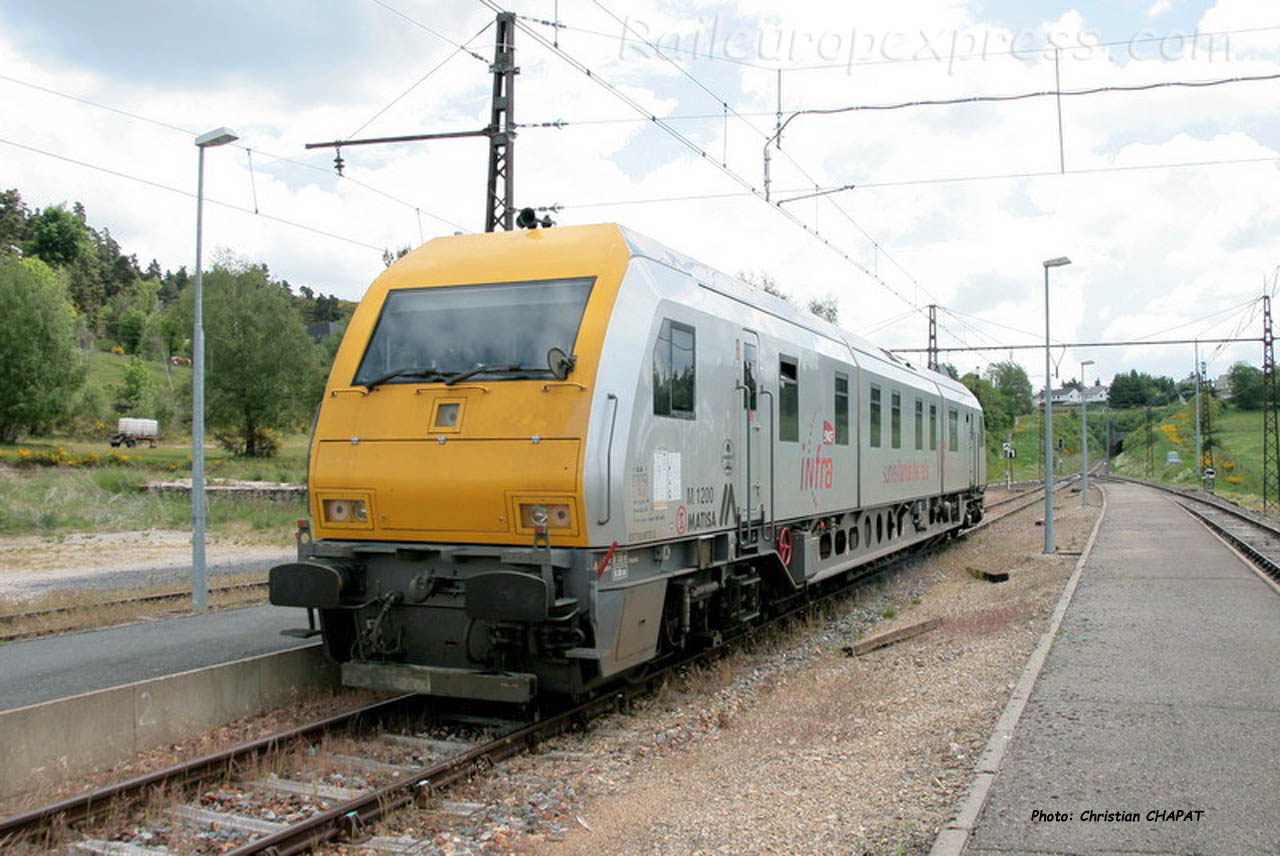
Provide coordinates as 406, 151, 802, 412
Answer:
519, 502, 571, 530
323, 499, 367, 523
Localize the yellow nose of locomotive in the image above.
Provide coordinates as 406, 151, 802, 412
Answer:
308, 225, 630, 547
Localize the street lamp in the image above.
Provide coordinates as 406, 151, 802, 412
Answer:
1080, 359, 1094, 506
192, 126, 238, 612
1043, 256, 1071, 554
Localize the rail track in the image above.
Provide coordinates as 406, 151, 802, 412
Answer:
1104, 475, 1280, 582
0, 482, 1073, 855
0, 581, 269, 644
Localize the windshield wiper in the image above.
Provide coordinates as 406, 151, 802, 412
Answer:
444, 363, 542, 385
363, 367, 449, 390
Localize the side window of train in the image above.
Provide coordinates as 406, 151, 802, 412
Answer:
914, 398, 924, 450
948, 408, 959, 451
779, 357, 799, 441
891, 391, 902, 449
653, 319, 696, 418
834, 372, 849, 445
742, 341, 758, 411
869, 384, 882, 448
929, 403, 938, 451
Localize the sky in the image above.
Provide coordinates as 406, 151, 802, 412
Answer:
2, 0, 1279, 390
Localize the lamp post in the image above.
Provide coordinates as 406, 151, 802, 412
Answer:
192, 126, 238, 612
1080, 359, 1094, 506
1043, 256, 1071, 554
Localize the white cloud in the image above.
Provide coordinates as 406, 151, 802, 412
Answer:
0, 0, 1277, 385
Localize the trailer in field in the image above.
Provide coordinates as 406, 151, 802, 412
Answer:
110, 417, 159, 448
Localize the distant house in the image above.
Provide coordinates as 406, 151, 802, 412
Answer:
1082, 383, 1108, 404
1033, 383, 1109, 408
1214, 374, 1233, 400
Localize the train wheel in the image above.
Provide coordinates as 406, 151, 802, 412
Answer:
777, 526, 793, 568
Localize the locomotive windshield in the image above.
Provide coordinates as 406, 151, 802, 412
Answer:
353, 277, 595, 387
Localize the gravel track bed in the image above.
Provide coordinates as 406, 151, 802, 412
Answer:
311, 488, 1100, 856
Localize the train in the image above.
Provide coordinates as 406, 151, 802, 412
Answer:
270, 223, 986, 703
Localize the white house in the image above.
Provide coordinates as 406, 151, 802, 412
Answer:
1033, 383, 1109, 407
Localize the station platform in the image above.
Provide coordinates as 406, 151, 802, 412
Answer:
0, 603, 315, 711
938, 480, 1280, 855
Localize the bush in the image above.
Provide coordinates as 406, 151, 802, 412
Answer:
214, 426, 282, 457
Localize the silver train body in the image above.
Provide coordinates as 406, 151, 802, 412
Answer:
271, 224, 986, 702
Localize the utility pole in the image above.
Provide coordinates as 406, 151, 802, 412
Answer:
485, 12, 518, 231
305, 11, 519, 233
1194, 341, 1202, 478
927, 304, 939, 372
1263, 294, 1278, 509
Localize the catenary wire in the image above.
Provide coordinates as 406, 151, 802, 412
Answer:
0, 73, 472, 233
0, 136, 386, 253
347, 18, 495, 139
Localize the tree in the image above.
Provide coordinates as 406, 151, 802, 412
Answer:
0, 257, 85, 442
986, 361, 1033, 415
737, 270, 790, 301
24, 204, 89, 268
114, 358, 152, 414
960, 372, 1011, 450
0, 189, 30, 254
1108, 369, 1177, 407
807, 294, 839, 323
1226, 361, 1264, 409
183, 263, 318, 456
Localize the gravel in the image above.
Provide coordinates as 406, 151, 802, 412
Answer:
318, 487, 1101, 856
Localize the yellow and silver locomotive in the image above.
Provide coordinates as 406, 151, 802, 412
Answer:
270, 224, 985, 702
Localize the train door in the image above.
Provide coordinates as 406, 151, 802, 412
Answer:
738, 331, 765, 547
967, 413, 979, 486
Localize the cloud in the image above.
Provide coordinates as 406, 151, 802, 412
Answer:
0, 0, 1276, 386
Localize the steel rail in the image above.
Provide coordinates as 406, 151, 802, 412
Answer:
0, 581, 268, 624
4, 479, 1075, 852
224, 481, 1074, 855
0, 694, 419, 849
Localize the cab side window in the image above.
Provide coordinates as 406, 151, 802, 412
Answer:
653, 319, 695, 418
869, 384, 882, 448
780, 357, 799, 442
834, 372, 850, 445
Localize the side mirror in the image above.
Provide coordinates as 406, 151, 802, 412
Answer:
547, 346, 576, 380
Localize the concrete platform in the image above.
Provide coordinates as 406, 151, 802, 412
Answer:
939, 481, 1280, 855
0, 603, 317, 711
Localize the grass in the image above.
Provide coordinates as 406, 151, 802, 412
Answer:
0, 466, 302, 538
0, 435, 309, 483
995, 400, 1273, 510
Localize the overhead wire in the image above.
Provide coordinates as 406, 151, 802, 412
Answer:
574, 0, 963, 337
347, 18, 495, 140
0, 72, 472, 234
532, 70, 1280, 128
0, 136, 386, 252
516, 17, 1280, 74
475, 0, 932, 321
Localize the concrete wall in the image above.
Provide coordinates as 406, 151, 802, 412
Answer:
0, 644, 338, 799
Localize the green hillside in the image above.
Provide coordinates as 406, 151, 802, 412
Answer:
994, 401, 1271, 509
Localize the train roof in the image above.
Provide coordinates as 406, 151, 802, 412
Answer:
615, 224, 980, 408
398, 223, 980, 409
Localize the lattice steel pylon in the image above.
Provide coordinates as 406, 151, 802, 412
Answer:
1263, 294, 1279, 509
927, 304, 939, 372
485, 12, 518, 232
